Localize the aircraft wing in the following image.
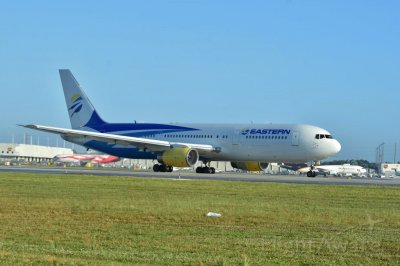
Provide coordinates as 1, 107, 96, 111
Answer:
22, 124, 217, 153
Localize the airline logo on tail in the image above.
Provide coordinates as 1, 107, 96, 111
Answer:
68, 94, 83, 117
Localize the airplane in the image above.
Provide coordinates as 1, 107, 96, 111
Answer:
22, 69, 341, 176
53, 154, 120, 165
281, 163, 367, 177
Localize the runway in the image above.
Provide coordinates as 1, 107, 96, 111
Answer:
1, 166, 400, 186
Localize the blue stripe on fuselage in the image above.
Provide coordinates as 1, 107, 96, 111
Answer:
86, 123, 198, 137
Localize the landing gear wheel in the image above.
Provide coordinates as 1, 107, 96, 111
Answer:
307, 171, 316, 177
210, 167, 216, 174
153, 164, 173, 172
306, 161, 317, 177
195, 166, 216, 174
159, 164, 167, 172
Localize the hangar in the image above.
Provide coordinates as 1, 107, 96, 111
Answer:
380, 163, 400, 176
0, 143, 73, 163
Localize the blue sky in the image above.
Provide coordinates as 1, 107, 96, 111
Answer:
0, 1, 399, 162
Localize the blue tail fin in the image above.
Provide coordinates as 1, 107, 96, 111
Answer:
59, 69, 106, 129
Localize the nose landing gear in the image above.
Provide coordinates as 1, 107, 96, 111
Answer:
306, 169, 317, 177
306, 161, 318, 177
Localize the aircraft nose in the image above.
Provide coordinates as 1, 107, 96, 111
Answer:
331, 139, 341, 155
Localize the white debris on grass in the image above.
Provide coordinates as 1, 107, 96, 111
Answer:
206, 212, 222, 217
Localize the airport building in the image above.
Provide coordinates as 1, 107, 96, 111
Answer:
380, 163, 400, 176
0, 143, 73, 163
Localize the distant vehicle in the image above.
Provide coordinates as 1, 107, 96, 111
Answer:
53, 154, 120, 165
281, 163, 367, 177
22, 69, 341, 175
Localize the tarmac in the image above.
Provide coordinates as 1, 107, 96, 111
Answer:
1, 166, 400, 186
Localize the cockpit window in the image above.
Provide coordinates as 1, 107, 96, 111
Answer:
315, 134, 333, 139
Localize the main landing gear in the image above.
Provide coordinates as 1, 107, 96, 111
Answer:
152, 162, 216, 174
196, 161, 216, 174
196, 166, 216, 174
153, 164, 173, 172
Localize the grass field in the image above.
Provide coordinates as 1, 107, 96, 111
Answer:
0, 172, 399, 265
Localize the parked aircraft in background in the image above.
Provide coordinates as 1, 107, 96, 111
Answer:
282, 163, 367, 177
22, 70, 341, 175
53, 154, 120, 165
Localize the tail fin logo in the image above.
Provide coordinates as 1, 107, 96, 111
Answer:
69, 93, 83, 117
241, 129, 250, 135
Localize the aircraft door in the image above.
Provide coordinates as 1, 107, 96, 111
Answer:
291, 131, 299, 146
232, 129, 240, 145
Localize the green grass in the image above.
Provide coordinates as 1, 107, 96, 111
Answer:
0, 172, 399, 265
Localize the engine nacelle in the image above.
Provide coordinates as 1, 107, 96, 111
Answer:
157, 147, 199, 167
231, 162, 269, 172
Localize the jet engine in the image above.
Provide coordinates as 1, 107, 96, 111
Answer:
157, 147, 199, 167
231, 162, 269, 172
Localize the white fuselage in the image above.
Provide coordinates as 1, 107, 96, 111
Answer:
67, 122, 341, 163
